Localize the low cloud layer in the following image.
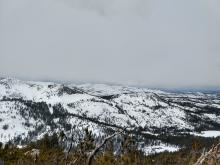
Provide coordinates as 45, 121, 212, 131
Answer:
57, 0, 148, 16
0, 0, 220, 88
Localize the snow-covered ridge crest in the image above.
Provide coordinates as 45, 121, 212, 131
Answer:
0, 77, 220, 146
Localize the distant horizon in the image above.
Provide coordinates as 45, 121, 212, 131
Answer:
1, 76, 220, 92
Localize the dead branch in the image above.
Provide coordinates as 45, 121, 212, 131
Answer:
65, 134, 74, 165
87, 128, 126, 165
67, 158, 77, 165
194, 142, 220, 165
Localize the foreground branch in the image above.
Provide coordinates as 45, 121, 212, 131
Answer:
87, 128, 125, 165
194, 142, 220, 165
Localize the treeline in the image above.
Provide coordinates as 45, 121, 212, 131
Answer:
0, 129, 219, 165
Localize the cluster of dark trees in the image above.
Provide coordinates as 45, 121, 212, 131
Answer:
0, 128, 219, 165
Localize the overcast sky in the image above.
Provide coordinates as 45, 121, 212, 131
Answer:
0, 0, 220, 88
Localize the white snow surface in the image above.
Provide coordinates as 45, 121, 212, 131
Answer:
0, 101, 38, 143
141, 143, 180, 155
191, 131, 220, 138
0, 77, 220, 154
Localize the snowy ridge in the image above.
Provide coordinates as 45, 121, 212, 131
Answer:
0, 78, 220, 154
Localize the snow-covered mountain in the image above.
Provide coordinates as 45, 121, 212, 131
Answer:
0, 78, 220, 148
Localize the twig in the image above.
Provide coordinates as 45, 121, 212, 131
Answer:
87, 128, 126, 165
194, 142, 220, 165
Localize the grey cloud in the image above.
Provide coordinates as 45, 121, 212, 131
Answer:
57, 0, 148, 16
0, 0, 220, 88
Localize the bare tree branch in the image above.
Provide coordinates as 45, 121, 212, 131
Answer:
194, 142, 220, 165
87, 128, 126, 165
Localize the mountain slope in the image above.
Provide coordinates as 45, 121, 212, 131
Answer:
0, 78, 220, 148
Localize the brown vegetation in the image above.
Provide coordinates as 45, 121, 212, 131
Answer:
0, 131, 220, 165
